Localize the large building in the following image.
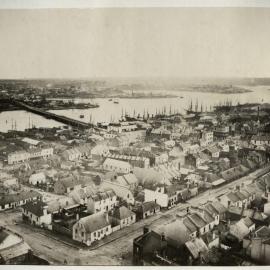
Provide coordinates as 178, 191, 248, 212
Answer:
8, 147, 54, 165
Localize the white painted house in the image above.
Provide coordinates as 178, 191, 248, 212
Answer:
73, 212, 112, 246
21, 200, 52, 229
101, 180, 135, 205
87, 190, 118, 214
103, 158, 132, 174
29, 172, 46, 186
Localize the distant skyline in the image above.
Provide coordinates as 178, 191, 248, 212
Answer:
0, 8, 270, 79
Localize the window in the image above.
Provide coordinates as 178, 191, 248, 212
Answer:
81, 232, 84, 238
94, 232, 96, 237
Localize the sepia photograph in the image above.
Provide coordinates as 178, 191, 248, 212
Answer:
0, 0, 270, 267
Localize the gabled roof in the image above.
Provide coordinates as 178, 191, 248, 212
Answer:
0, 235, 31, 262
163, 220, 189, 247
115, 176, 130, 186
141, 201, 160, 213
202, 210, 215, 223
204, 203, 219, 216
0, 190, 41, 206
103, 158, 131, 169
165, 184, 182, 197
226, 192, 240, 202
47, 197, 77, 213
58, 178, 82, 189
205, 173, 220, 183
79, 212, 110, 233
201, 231, 219, 245
245, 182, 264, 195
230, 219, 250, 240
22, 200, 48, 217
189, 213, 207, 228
134, 230, 162, 247
133, 167, 170, 186
90, 189, 116, 202
239, 189, 251, 199
227, 206, 244, 216
29, 172, 46, 179
123, 173, 138, 185
235, 191, 246, 201
221, 165, 249, 181
183, 217, 197, 234
242, 217, 254, 228
211, 201, 227, 214
185, 238, 208, 259
204, 145, 220, 154
112, 206, 135, 220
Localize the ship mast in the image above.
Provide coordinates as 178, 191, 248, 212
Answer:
195, 99, 198, 112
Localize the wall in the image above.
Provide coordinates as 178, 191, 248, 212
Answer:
53, 223, 72, 237
144, 189, 168, 208
112, 225, 121, 232
87, 197, 96, 214
250, 238, 270, 264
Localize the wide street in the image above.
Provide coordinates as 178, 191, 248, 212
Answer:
1, 164, 269, 265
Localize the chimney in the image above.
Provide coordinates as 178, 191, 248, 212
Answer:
105, 213, 109, 223
266, 187, 270, 202
212, 231, 216, 241
43, 205, 48, 216
143, 226, 149, 234
161, 232, 165, 241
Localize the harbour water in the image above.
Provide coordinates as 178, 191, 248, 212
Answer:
0, 85, 269, 133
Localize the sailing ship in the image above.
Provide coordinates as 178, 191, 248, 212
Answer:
186, 99, 194, 114
185, 99, 205, 115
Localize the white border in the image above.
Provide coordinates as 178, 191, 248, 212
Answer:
0, 1, 269, 270
0, 0, 269, 9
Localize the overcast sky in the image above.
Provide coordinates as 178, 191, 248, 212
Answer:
0, 8, 269, 79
